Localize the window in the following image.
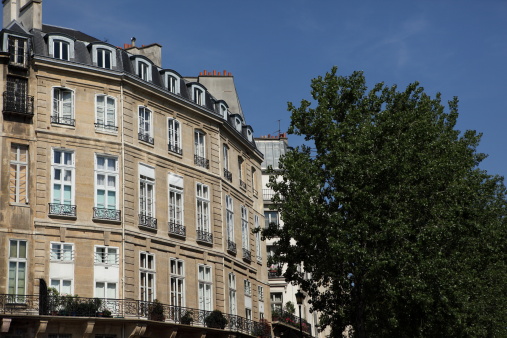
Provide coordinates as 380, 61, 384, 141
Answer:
265, 211, 279, 228
235, 117, 242, 131
170, 259, 185, 306
196, 183, 211, 242
228, 273, 236, 315
138, 106, 153, 144
166, 74, 180, 94
193, 86, 204, 105
8, 35, 27, 66
50, 279, 72, 295
94, 155, 119, 221
252, 167, 257, 195
8, 240, 27, 296
52, 88, 74, 126
220, 103, 228, 119
271, 292, 283, 312
97, 48, 112, 69
198, 265, 212, 311
241, 206, 249, 249
53, 39, 70, 60
245, 308, 252, 320
169, 174, 184, 236
5, 76, 30, 115
95, 281, 117, 300
244, 280, 252, 297
255, 215, 262, 262
238, 157, 246, 189
10, 144, 28, 204
138, 61, 150, 81
258, 285, 264, 301
50, 149, 75, 216
139, 164, 156, 228
50, 243, 74, 261
226, 195, 234, 248
168, 118, 182, 154
95, 246, 118, 265
223, 145, 232, 182
194, 130, 208, 168
140, 252, 155, 302
95, 95, 116, 131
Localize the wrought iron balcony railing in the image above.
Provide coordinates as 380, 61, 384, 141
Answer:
93, 208, 121, 222
272, 309, 312, 335
239, 180, 247, 190
242, 248, 251, 261
139, 214, 157, 229
194, 155, 209, 169
48, 203, 76, 217
138, 132, 154, 145
94, 122, 118, 132
168, 221, 186, 237
263, 189, 275, 201
168, 143, 183, 155
224, 168, 232, 182
227, 240, 237, 254
51, 115, 75, 127
196, 230, 213, 244
0, 294, 271, 336
3, 92, 34, 117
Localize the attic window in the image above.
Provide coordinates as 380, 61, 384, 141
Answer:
164, 72, 180, 95
7, 35, 27, 67
247, 129, 252, 141
48, 35, 75, 61
235, 117, 242, 131
92, 44, 116, 69
220, 104, 228, 119
193, 87, 204, 106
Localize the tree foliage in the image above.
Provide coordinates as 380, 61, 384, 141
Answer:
263, 67, 507, 337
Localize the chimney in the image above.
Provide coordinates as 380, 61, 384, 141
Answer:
131, 37, 136, 47
18, 0, 42, 31
3, 0, 19, 28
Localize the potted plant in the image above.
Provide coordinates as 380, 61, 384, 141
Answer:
181, 310, 193, 325
148, 299, 165, 321
204, 310, 228, 329
102, 309, 112, 317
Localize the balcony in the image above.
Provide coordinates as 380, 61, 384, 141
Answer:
0, 294, 271, 336
239, 180, 246, 190
168, 143, 183, 155
168, 221, 186, 237
139, 214, 157, 230
242, 248, 251, 262
223, 168, 232, 182
138, 132, 154, 145
93, 207, 121, 222
51, 115, 75, 127
48, 203, 76, 217
227, 240, 237, 254
194, 155, 209, 169
263, 189, 275, 201
196, 230, 213, 244
94, 122, 118, 132
3, 92, 34, 118
272, 309, 312, 336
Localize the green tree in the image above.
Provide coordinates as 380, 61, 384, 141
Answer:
263, 67, 507, 337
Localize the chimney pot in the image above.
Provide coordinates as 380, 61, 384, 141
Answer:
131, 37, 136, 47
213, 70, 217, 76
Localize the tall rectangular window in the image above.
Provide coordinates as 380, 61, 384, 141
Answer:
168, 75, 178, 93
10, 144, 28, 204
228, 273, 236, 315
51, 149, 75, 216
226, 195, 234, 244
196, 183, 210, 234
8, 240, 27, 296
170, 258, 185, 306
169, 174, 184, 235
258, 285, 264, 301
168, 118, 181, 154
238, 157, 246, 189
50, 243, 74, 261
95, 156, 118, 216
241, 206, 249, 249
97, 48, 112, 69
244, 279, 252, 297
140, 252, 155, 302
139, 175, 155, 225
255, 215, 262, 262
52, 88, 74, 126
8, 36, 26, 66
223, 145, 229, 170
198, 265, 212, 311
5, 76, 29, 114
194, 131, 205, 156
138, 61, 149, 81
138, 106, 153, 144
271, 292, 283, 312
53, 40, 69, 60
193, 87, 204, 105
95, 95, 116, 131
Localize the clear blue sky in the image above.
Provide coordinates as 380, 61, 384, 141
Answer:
13, 0, 507, 178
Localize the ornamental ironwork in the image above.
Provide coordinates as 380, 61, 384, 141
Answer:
168, 221, 186, 237
227, 240, 237, 254
51, 115, 75, 126
138, 132, 154, 145
194, 155, 209, 169
168, 143, 183, 155
93, 208, 121, 221
49, 203, 76, 217
139, 214, 157, 229
224, 168, 232, 182
196, 230, 213, 244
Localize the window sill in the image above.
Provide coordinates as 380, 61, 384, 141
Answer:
9, 202, 30, 208
95, 128, 119, 136
92, 217, 121, 225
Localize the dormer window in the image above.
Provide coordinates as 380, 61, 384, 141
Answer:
139, 62, 149, 80
97, 49, 111, 69
7, 35, 27, 66
48, 35, 75, 61
247, 129, 253, 141
220, 103, 228, 120
235, 117, 242, 131
91, 43, 117, 69
193, 87, 204, 105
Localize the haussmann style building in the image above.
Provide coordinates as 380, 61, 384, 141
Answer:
0, 1, 270, 337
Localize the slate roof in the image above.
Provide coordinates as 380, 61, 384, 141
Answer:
42, 24, 99, 42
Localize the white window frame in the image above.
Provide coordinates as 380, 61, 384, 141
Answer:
229, 273, 236, 315
94, 246, 119, 265
235, 117, 242, 131
241, 205, 249, 250
138, 106, 153, 141
48, 35, 74, 60
136, 59, 152, 81
139, 164, 155, 218
198, 264, 212, 311
164, 72, 180, 94
5, 34, 27, 66
194, 130, 206, 158
52, 87, 75, 125
50, 242, 74, 262
258, 285, 264, 301
95, 94, 117, 131
196, 183, 210, 233
51, 149, 75, 206
91, 44, 116, 69
238, 157, 244, 182
8, 239, 27, 296
95, 155, 119, 210
168, 118, 181, 154
226, 195, 234, 243
220, 103, 228, 120
170, 258, 185, 307
255, 215, 262, 262
50, 279, 73, 296
95, 281, 117, 300
10, 143, 28, 204
140, 252, 155, 302
169, 174, 184, 227
191, 85, 205, 106
244, 279, 252, 297
271, 292, 283, 312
